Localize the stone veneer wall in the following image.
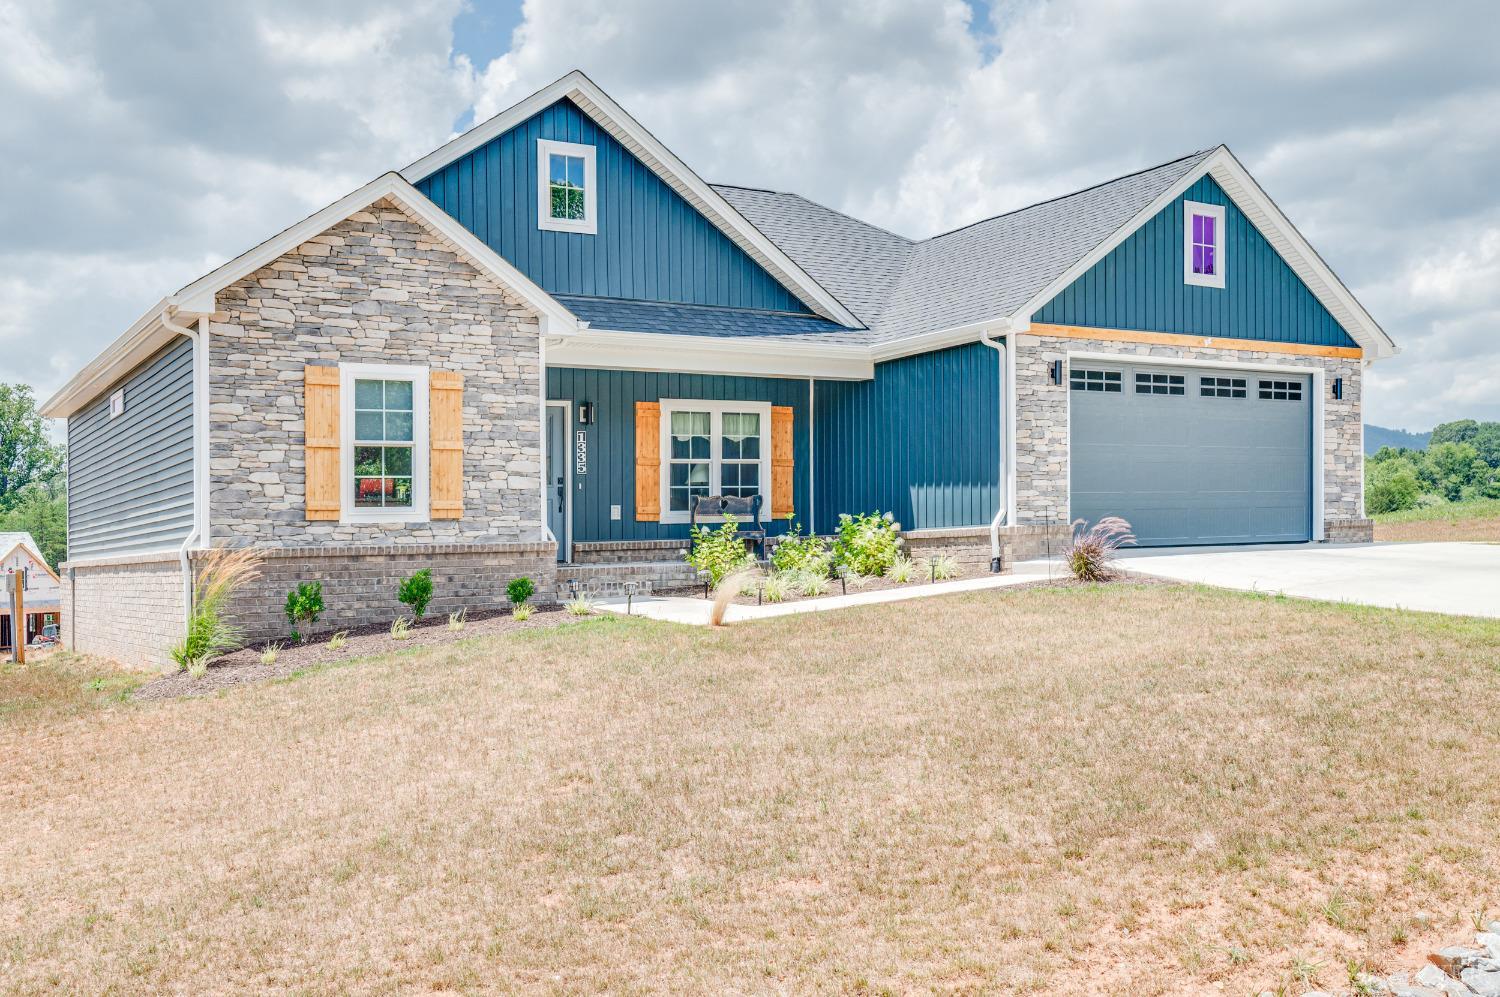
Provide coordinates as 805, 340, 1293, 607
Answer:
1012, 332, 1367, 537
207, 542, 557, 642
60, 553, 185, 670
206, 197, 544, 547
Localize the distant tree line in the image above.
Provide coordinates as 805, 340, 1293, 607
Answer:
0, 383, 66, 568
1365, 419, 1500, 514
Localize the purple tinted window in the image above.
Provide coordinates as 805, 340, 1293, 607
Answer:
1190, 212, 1218, 276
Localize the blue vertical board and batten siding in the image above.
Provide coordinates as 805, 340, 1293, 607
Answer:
417, 99, 811, 314
546, 368, 810, 542
1036, 175, 1359, 348
66, 337, 196, 559
813, 343, 1000, 535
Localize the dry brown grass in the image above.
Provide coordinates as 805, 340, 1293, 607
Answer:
1375, 515, 1500, 543
3, 584, 1498, 994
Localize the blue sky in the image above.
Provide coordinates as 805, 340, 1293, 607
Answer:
2, 0, 1497, 430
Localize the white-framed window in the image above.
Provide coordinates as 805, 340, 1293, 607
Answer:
1183, 200, 1226, 289
339, 363, 429, 523
536, 138, 597, 235
658, 399, 772, 523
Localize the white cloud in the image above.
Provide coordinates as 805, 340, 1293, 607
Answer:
2, 0, 1497, 433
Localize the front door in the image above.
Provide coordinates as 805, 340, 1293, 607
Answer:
545, 403, 569, 561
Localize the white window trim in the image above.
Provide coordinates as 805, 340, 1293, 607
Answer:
657, 399, 773, 525
536, 138, 598, 235
339, 362, 430, 524
1183, 200, 1226, 289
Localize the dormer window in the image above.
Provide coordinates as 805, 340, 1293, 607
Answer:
1183, 200, 1225, 288
537, 139, 597, 234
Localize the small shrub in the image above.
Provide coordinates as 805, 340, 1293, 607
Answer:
762, 572, 792, 603
1365, 460, 1422, 514
833, 511, 902, 577
1065, 516, 1135, 581
512, 603, 534, 622
327, 630, 349, 650
187, 659, 208, 679
390, 617, 412, 640
397, 569, 434, 620
885, 556, 915, 583
794, 570, 831, 597
284, 581, 324, 643
506, 576, 536, 607
259, 643, 281, 666
917, 554, 960, 581
771, 524, 831, 577
684, 516, 753, 584
447, 608, 467, 632
565, 596, 595, 617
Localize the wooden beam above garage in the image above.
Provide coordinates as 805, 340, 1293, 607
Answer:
1030, 323, 1363, 360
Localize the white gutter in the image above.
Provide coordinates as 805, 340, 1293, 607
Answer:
160, 307, 209, 628
979, 329, 1009, 572
540, 334, 557, 552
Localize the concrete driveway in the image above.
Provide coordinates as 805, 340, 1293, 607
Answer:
1116, 542, 1500, 619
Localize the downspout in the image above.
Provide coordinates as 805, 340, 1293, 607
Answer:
539, 324, 557, 554
160, 307, 208, 627
979, 329, 1008, 572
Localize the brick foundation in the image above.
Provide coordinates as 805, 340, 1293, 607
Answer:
204, 541, 558, 643
1324, 518, 1375, 543
60, 553, 186, 671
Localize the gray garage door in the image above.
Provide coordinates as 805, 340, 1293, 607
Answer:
1069, 362, 1312, 546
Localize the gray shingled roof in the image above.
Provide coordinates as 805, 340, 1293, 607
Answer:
556, 294, 868, 346
712, 149, 1216, 346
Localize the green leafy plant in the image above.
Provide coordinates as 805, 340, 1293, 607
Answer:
447, 608, 467, 632
916, 554, 960, 581
565, 596, 595, 617
1065, 516, 1135, 582
512, 603, 534, 622
390, 617, 412, 640
684, 516, 753, 584
169, 547, 262, 674
885, 556, 916, 583
506, 576, 536, 608
259, 643, 280, 666
771, 524, 831, 577
762, 572, 792, 603
283, 581, 324, 644
794, 570, 831, 597
397, 568, 434, 621
327, 630, 349, 650
832, 511, 902, 577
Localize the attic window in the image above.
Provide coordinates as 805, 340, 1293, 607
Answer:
1183, 200, 1225, 288
537, 139, 597, 235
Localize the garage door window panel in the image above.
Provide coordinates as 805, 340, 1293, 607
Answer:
1200, 376, 1247, 398
1135, 372, 1185, 396
1070, 369, 1122, 392
1258, 379, 1303, 401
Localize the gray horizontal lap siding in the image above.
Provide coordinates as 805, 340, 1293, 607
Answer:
66, 336, 195, 559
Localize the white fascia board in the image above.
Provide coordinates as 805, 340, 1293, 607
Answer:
1009, 146, 1397, 361
400, 70, 863, 330
869, 317, 1014, 362
44, 174, 583, 420
547, 329, 873, 381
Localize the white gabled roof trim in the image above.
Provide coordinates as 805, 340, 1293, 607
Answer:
401, 70, 863, 330
42, 173, 583, 419
1011, 145, 1398, 360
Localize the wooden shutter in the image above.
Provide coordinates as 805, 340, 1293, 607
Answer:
635, 401, 661, 521
303, 366, 341, 521
429, 371, 464, 520
771, 405, 795, 518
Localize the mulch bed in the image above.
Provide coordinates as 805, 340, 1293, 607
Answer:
133, 607, 574, 702
716, 566, 1173, 606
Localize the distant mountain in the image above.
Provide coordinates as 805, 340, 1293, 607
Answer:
1364, 425, 1431, 455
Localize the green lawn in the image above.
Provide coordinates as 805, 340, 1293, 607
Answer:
3, 583, 1498, 994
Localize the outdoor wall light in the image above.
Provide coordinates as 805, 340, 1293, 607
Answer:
577, 401, 595, 425
1331, 377, 1344, 401
1049, 359, 1064, 385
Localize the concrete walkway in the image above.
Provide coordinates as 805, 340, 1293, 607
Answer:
595, 561, 1055, 626
1116, 541, 1500, 619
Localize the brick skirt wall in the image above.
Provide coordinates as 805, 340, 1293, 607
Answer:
902, 524, 1074, 572
206, 541, 558, 643
60, 553, 186, 671
1325, 518, 1375, 543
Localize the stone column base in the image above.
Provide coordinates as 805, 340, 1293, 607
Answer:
1324, 518, 1375, 543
